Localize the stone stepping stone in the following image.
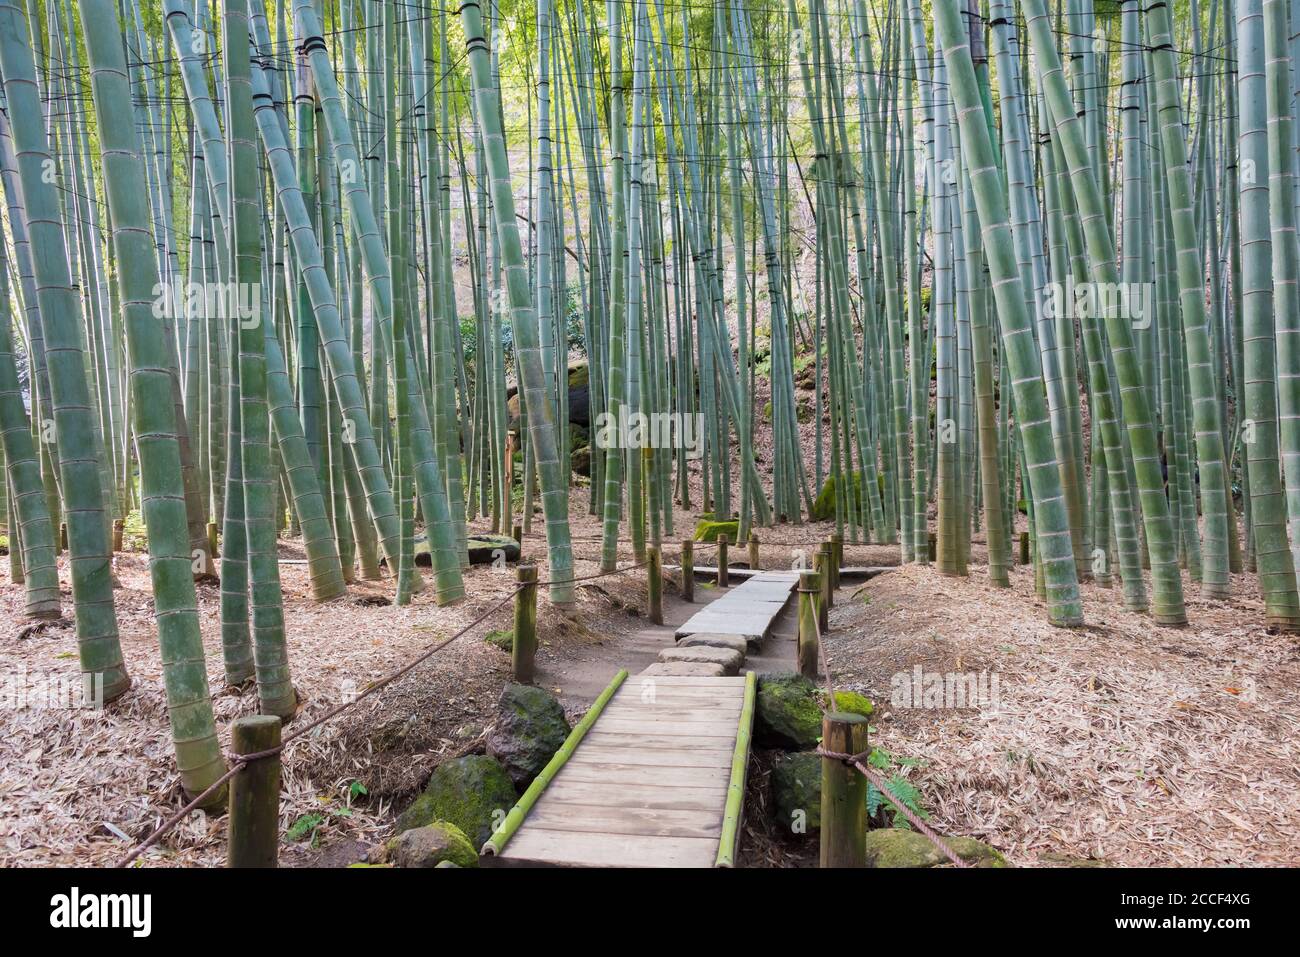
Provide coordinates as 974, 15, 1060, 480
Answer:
677, 634, 749, 655
640, 661, 727, 678
657, 646, 744, 676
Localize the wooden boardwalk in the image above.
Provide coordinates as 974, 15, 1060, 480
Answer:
482, 572, 799, 867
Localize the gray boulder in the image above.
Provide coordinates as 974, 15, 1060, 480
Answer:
487, 684, 571, 790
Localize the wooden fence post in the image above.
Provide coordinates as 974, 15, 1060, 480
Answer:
681, 540, 694, 603
512, 523, 523, 548
228, 715, 282, 868
1019, 531, 1030, 565
748, 532, 760, 571
820, 712, 868, 868
817, 542, 832, 630
647, 545, 663, 625
830, 533, 843, 589
513, 564, 539, 683
797, 570, 820, 680
717, 534, 729, 588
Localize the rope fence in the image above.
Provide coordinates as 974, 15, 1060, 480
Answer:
114, 555, 658, 868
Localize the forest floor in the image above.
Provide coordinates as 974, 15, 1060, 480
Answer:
2, 491, 1297, 867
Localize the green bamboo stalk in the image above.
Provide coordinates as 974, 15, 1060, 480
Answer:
933, 0, 1082, 626
459, 0, 574, 603
0, 0, 130, 698
77, 0, 227, 799
1237, 0, 1300, 629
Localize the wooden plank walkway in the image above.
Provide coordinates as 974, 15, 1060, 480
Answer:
487, 674, 753, 867
483, 572, 802, 867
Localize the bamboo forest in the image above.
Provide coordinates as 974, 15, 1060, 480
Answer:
0, 0, 1295, 886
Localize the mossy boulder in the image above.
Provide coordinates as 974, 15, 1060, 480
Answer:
507, 362, 591, 431
694, 518, 739, 543
770, 751, 821, 836
863, 829, 1007, 868
810, 471, 868, 522
484, 629, 514, 653
755, 672, 823, 750
487, 684, 571, 790
386, 822, 479, 868
414, 533, 522, 567
822, 690, 873, 718
571, 446, 591, 477
467, 533, 521, 565
396, 755, 517, 848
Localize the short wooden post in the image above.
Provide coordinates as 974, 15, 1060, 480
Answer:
717, 533, 729, 587
647, 545, 663, 625
206, 521, 219, 559
818, 542, 833, 629
747, 532, 760, 571
512, 523, 523, 547
1018, 531, 1030, 565
681, 539, 694, 602
112, 519, 125, 553
820, 712, 869, 868
929, 531, 938, 563
60, 522, 68, 551
228, 715, 282, 868
513, 564, 539, 683
830, 533, 843, 589
797, 570, 821, 680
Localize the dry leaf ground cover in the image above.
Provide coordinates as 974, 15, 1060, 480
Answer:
826, 552, 1300, 866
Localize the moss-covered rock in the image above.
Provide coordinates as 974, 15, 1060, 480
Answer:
822, 690, 873, 718
755, 672, 823, 750
386, 822, 479, 868
484, 629, 514, 653
770, 751, 821, 836
571, 446, 591, 477
863, 828, 1007, 868
810, 471, 870, 522
396, 755, 517, 848
487, 684, 571, 790
466, 533, 521, 564
416, 533, 522, 567
694, 518, 739, 543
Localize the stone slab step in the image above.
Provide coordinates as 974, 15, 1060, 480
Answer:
677, 633, 750, 655
640, 662, 727, 678
657, 646, 744, 676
